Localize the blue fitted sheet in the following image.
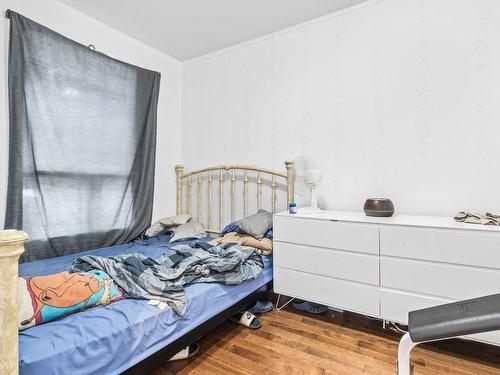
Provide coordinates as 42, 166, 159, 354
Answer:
18, 235, 273, 375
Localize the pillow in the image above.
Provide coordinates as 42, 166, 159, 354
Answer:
170, 221, 206, 243
239, 209, 273, 240
220, 220, 245, 236
220, 220, 273, 239
145, 214, 191, 237
18, 270, 123, 330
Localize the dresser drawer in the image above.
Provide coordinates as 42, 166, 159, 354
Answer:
380, 226, 500, 269
380, 288, 500, 346
380, 288, 451, 324
274, 267, 379, 316
274, 216, 379, 254
274, 241, 379, 285
380, 257, 500, 300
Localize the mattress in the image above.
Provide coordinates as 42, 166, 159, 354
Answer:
18, 235, 273, 375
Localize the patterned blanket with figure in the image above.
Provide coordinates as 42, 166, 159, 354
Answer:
18, 270, 123, 330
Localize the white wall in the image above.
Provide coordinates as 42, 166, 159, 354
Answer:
182, 0, 500, 216
0, 0, 183, 228
3, 0, 500, 224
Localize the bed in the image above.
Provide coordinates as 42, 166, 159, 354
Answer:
2, 162, 295, 375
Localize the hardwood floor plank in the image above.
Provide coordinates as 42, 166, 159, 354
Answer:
199, 340, 280, 375
411, 346, 500, 375
152, 307, 500, 375
178, 359, 233, 375
246, 317, 396, 373
204, 323, 381, 374
263, 312, 397, 363
276, 310, 500, 375
207, 326, 328, 374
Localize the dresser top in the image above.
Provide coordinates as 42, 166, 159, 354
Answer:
275, 210, 500, 232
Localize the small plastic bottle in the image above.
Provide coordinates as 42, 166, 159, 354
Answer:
289, 202, 298, 214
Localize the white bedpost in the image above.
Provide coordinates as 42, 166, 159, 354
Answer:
398, 332, 417, 375
0, 230, 28, 375
175, 164, 184, 215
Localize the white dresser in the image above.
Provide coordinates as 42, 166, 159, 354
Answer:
273, 210, 500, 346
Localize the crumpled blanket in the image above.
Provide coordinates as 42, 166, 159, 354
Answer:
70, 242, 264, 316
454, 212, 500, 226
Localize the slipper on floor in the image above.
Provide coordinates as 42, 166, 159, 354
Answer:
249, 300, 273, 315
230, 311, 262, 329
292, 300, 328, 314
168, 343, 200, 361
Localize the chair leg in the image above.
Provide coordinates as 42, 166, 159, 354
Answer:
398, 332, 417, 375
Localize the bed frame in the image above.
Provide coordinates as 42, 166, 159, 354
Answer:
0, 161, 294, 375
175, 162, 295, 234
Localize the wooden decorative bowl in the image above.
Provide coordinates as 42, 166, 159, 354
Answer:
364, 198, 394, 217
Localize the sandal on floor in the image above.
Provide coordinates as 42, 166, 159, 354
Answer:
292, 300, 328, 314
168, 342, 200, 361
249, 300, 273, 315
230, 311, 262, 329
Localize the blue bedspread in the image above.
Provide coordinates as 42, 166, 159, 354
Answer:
18, 235, 273, 375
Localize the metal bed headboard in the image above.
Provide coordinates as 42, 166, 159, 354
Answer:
175, 162, 294, 234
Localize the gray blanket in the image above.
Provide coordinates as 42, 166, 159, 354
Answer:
70, 242, 264, 315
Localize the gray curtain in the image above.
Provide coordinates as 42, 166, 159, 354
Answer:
5, 11, 161, 262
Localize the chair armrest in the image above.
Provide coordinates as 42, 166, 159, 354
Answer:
409, 293, 500, 343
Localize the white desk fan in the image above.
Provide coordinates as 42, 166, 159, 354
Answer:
293, 156, 323, 213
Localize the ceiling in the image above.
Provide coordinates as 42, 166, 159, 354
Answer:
58, 0, 368, 61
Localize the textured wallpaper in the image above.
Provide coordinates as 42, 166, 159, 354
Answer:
182, 0, 500, 216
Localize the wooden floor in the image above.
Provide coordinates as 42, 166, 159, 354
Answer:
151, 306, 500, 375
